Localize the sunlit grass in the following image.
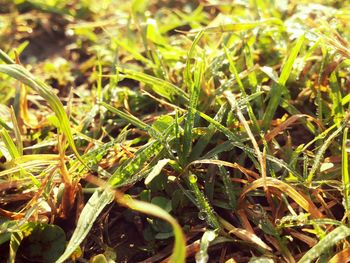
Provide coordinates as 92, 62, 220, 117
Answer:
1, 0, 350, 262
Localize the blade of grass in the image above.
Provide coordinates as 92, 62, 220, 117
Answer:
55, 189, 115, 263
122, 196, 186, 263
57, 175, 186, 263
0, 49, 15, 64
188, 173, 220, 229
184, 31, 204, 89
306, 114, 349, 184
187, 18, 282, 34
182, 56, 203, 162
218, 165, 236, 209
114, 67, 188, 101
329, 71, 344, 126
223, 46, 260, 132
108, 140, 163, 187
0, 116, 13, 131
0, 128, 20, 160
112, 38, 157, 68
298, 225, 350, 263
262, 35, 305, 130
100, 101, 150, 131
343, 127, 349, 212
218, 216, 272, 252
224, 91, 266, 190
145, 158, 171, 185
0, 161, 58, 178
239, 177, 323, 218
190, 103, 226, 160
9, 107, 23, 156
0, 60, 82, 164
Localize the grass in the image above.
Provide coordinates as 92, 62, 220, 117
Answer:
1, 0, 350, 262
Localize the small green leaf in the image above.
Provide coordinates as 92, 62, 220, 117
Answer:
151, 196, 172, 212
19, 223, 66, 263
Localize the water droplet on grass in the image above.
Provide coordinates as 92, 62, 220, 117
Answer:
189, 174, 197, 183
198, 211, 207, 220
195, 251, 209, 263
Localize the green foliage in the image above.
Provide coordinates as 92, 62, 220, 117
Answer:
1, 1, 350, 262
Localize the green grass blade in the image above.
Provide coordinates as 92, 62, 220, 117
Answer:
145, 158, 171, 185
10, 107, 23, 156
123, 197, 186, 263
58, 173, 185, 263
342, 127, 349, 211
306, 115, 349, 184
329, 72, 344, 126
224, 45, 260, 132
9, 232, 23, 263
116, 67, 188, 101
0, 116, 13, 131
279, 35, 306, 87
224, 91, 265, 182
108, 140, 164, 187
56, 189, 115, 263
298, 225, 350, 263
184, 31, 204, 89
243, 43, 258, 91
100, 101, 150, 131
188, 174, 220, 229
190, 18, 282, 33
0, 49, 15, 64
218, 165, 236, 209
0, 61, 82, 163
0, 128, 20, 160
262, 35, 305, 130
190, 103, 226, 160
112, 38, 156, 68
182, 57, 203, 161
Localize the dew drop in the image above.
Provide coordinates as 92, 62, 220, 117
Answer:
206, 230, 216, 242
189, 174, 198, 183
195, 251, 209, 263
252, 204, 263, 214
198, 211, 207, 221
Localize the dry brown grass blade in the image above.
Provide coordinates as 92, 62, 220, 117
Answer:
0, 207, 24, 220
231, 162, 260, 180
289, 229, 317, 247
264, 114, 322, 142
329, 246, 350, 263
218, 216, 272, 252
236, 209, 255, 234
160, 240, 200, 263
239, 177, 323, 218
224, 91, 267, 192
312, 189, 335, 219
263, 234, 294, 263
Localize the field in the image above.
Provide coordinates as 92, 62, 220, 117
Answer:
1, 0, 350, 262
